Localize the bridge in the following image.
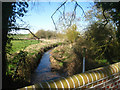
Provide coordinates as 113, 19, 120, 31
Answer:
18, 62, 120, 89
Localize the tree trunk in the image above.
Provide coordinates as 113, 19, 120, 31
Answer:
2, 2, 12, 89
116, 25, 120, 43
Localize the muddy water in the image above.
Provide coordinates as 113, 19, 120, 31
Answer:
31, 50, 61, 84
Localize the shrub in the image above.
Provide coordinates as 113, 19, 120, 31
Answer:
65, 24, 80, 43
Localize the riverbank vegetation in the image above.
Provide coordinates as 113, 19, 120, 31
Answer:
50, 22, 120, 77
50, 3, 120, 76
6, 37, 65, 88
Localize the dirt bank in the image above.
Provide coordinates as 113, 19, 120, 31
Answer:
50, 44, 83, 77
50, 44, 110, 78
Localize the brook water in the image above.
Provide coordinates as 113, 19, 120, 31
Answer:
31, 50, 61, 84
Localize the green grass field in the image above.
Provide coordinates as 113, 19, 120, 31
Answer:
10, 39, 40, 53
12, 34, 30, 39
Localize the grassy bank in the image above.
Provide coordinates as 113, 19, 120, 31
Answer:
6, 39, 65, 89
10, 39, 40, 54
50, 44, 82, 76
50, 44, 110, 77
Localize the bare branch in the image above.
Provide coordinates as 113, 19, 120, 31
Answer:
16, 15, 27, 25
9, 27, 40, 40
51, 16, 58, 30
63, 4, 66, 20
58, 10, 64, 22
103, 9, 108, 27
51, 1, 86, 30
75, 2, 86, 16
58, 10, 63, 15
51, 1, 67, 30
69, 2, 77, 26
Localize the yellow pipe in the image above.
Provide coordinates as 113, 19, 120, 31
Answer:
18, 62, 120, 89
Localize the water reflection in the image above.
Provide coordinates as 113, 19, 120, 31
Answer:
31, 50, 61, 84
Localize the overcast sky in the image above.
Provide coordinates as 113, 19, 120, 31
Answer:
11, 1, 94, 34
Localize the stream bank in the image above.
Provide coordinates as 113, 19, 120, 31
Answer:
50, 44, 83, 77
8, 42, 64, 89
31, 50, 61, 84
50, 44, 110, 78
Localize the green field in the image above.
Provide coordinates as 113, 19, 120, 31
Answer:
12, 34, 30, 39
10, 39, 40, 53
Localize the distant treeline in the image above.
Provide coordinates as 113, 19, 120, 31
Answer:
29, 29, 65, 39
8, 31, 60, 40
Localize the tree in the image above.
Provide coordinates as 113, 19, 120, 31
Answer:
94, 2, 120, 42
83, 2, 120, 63
86, 22, 115, 44
85, 22, 119, 63
35, 29, 46, 38
35, 29, 57, 39
65, 24, 80, 43
85, 4, 112, 26
2, 2, 28, 88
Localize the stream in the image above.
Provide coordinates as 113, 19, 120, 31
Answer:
31, 49, 61, 84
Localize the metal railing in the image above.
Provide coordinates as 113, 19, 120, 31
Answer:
18, 62, 120, 89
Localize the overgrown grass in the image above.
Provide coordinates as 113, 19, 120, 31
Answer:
10, 40, 40, 54
95, 59, 109, 64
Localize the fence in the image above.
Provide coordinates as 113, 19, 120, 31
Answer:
18, 62, 120, 89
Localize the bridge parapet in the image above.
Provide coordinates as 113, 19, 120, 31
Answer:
18, 62, 120, 89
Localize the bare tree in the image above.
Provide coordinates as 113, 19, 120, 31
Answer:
51, 1, 86, 30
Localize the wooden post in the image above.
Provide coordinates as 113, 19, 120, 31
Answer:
83, 47, 86, 73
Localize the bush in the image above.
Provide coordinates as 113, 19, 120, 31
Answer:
65, 24, 80, 43
73, 22, 120, 64
34, 29, 57, 39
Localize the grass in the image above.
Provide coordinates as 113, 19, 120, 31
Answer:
95, 59, 110, 65
11, 34, 30, 39
10, 40, 40, 54
59, 62, 63, 67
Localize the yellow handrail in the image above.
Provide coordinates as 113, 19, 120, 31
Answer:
18, 62, 120, 89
